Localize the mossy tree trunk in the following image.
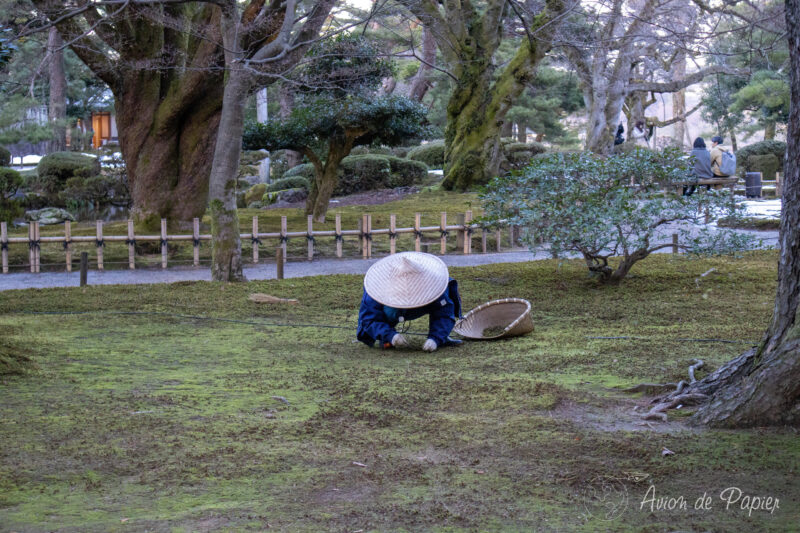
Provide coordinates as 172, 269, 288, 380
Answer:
399, 0, 567, 191
38, 1, 225, 224
208, 8, 248, 282
46, 28, 66, 153
679, 1, 800, 427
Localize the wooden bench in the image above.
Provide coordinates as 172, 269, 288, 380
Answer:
672, 177, 738, 196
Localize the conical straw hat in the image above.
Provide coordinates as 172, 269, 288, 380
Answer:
364, 252, 449, 308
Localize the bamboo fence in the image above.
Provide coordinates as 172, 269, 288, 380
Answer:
0, 210, 530, 274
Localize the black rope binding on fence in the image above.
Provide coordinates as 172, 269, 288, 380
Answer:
160, 239, 168, 248
440, 230, 449, 238
414, 230, 424, 239
280, 236, 289, 243
1, 241, 8, 251
305, 234, 315, 244
466, 227, 474, 236
363, 232, 372, 242
95, 239, 105, 248
193, 238, 201, 247
388, 232, 397, 239
251, 236, 262, 245
63, 240, 72, 250
28, 240, 41, 250
125, 239, 136, 246
335, 234, 343, 242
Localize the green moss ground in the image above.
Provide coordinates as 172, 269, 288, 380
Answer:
5, 190, 484, 272
1, 252, 799, 531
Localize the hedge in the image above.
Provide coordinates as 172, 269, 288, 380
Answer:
736, 140, 786, 176
337, 155, 392, 195
386, 156, 428, 187
407, 140, 445, 168
267, 176, 310, 192
283, 163, 315, 181
747, 154, 781, 180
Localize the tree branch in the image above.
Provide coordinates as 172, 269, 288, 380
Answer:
628, 65, 747, 93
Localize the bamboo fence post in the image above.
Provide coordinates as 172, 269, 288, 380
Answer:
481, 227, 487, 254
389, 214, 396, 254
34, 221, 41, 273
455, 213, 465, 251
672, 233, 679, 254
127, 219, 135, 269
1, 221, 8, 274
280, 216, 287, 259
439, 212, 447, 254
64, 220, 72, 272
276, 247, 284, 279
252, 216, 259, 264
80, 252, 88, 286
28, 224, 34, 273
464, 210, 472, 255
160, 218, 168, 269
335, 214, 342, 258
192, 218, 200, 267
96, 220, 104, 271
496, 228, 502, 252
307, 215, 314, 261
414, 213, 421, 252
361, 214, 367, 259
366, 214, 373, 259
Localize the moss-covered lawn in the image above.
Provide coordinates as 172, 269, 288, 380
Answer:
1, 252, 798, 531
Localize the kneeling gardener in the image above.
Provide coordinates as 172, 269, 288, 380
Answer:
357, 252, 462, 352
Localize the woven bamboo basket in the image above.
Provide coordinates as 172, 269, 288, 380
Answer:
453, 298, 533, 340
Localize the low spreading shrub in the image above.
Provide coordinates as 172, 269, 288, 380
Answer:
35, 152, 101, 201
386, 156, 428, 187
747, 154, 781, 180
0, 167, 23, 222
283, 163, 315, 181
337, 154, 392, 195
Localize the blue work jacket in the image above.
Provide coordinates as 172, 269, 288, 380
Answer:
357, 279, 462, 347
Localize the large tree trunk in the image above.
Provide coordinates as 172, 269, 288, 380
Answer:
584, 87, 626, 154
46, 27, 66, 153
517, 122, 527, 143
116, 77, 223, 226
678, 0, 800, 428
443, 61, 504, 190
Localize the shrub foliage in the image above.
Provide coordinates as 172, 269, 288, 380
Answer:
481, 148, 755, 284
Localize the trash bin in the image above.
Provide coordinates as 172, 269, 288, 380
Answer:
745, 172, 762, 198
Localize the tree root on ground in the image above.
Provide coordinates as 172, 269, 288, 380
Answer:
622, 359, 708, 422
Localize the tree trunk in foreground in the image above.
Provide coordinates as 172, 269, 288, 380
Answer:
682, 0, 800, 427
47, 27, 66, 153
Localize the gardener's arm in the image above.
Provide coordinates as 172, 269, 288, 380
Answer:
357, 293, 398, 345
426, 298, 456, 347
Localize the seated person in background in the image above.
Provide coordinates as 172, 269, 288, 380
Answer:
357, 252, 462, 353
685, 137, 714, 196
710, 135, 731, 176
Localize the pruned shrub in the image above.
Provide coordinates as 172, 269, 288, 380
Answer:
391, 146, 410, 158
337, 154, 391, 195
408, 140, 445, 168
0, 167, 23, 222
0, 146, 11, 167
245, 183, 267, 206
501, 142, 547, 171
283, 163, 315, 181
386, 156, 428, 187
737, 140, 786, 176
35, 152, 100, 201
240, 149, 269, 166
267, 176, 310, 192
747, 154, 781, 180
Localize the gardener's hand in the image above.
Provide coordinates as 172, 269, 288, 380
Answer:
392, 334, 409, 348
422, 339, 438, 352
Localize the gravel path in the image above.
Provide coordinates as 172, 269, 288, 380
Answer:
0, 224, 779, 292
